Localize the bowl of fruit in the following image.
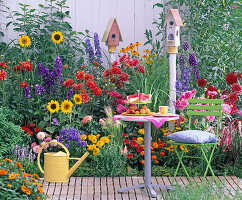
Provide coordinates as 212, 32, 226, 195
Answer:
123, 105, 154, 116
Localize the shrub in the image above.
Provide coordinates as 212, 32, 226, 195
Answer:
0, 158, 47, 200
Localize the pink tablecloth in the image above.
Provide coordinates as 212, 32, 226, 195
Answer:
113, 114, 179, 129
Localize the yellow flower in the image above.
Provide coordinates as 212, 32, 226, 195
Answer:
91, 137, 97, 144
19, 35, 31, 47
51, 31, 64, 44
96, 140, 105, 147
61, 100, 73, 114
87, 144, 96, 151
134, 42, 141, 47
100, 137, 109, 143
93, 148, 100, 156
80, 134, 87, 140
47, 100, 60, 113
131, 50, 138, 55
73, 94, 82, 104
137, 137, 144, 145
38, 187, 44, 193
8, 174, 16, 180
184, 148, 189, 153
7, 184, 11, 187
96, 134, 100, 138
138, 129, 144, 135
120, 48, 127, 53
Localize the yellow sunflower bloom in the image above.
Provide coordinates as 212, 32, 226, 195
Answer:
73, 94, 82, 104
47, 100, 60, 113
61, 100, 73, 114
19, 35, 31, 47
93, 148, 100, 156
51, 31, 64, 44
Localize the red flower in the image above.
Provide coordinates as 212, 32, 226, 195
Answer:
27, 123, 35, 127
122, 133, 128, 137
63, 79, 73, 87
72, 83, 82, 91
111, 66, 122, 75
197, 78, 206, 87
127, 153, 133, 159
116, 81, 124, 88
64, 64, 68, 68
130, 141, 138, 148
226, 72, 238, 85
110, 78, 117, 83
160, 152, 165, 156
229, 93, 238, 102
13, 65, 22, 73
119, 54, 128, 63
81, 65, 86, 69
119, 73, 129, 82
130, 59, 139, 67
137, 66, 144, 74
34, 127, 41, 133
81, 93, 89, 103
20, 82, 28, 87
103, 69, 111, 78
84, 74, 94, 81
222, 89, 228, 95
225, 100, 238, 115
132, 137, 137, 141
0, 69, 7, 81
21, 61, 33, 72
112, 60, 119, 67
231, 83, 242, 94
86, 80, 97, 90
93, 87, 102, 96
136, 147, 142, 153
76, 71, 85, 80
27, 131, 33, 136
123, 139, 130, 144
205, 85, 217, 98
0, 62, 9, 69
93, 61, 99, 66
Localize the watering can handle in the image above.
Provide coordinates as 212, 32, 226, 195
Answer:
37, 141, 70, 174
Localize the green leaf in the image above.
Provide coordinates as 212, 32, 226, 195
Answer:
153, 3, 163, 8
46, 126, 56, 134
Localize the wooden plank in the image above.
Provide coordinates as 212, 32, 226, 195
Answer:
113, 177, 123, 200
67, 177, 76, 200
131, 176, 144, 200
225, 176, 237, 196
193, 177, 202, 185
59, 181, 68, 200
100, 177, 108, 200
167, 176, 176, 185
93, 177, 101, 200
53, 182, 62, 200
175, 176, 184, 186
217, 176, 232, 198
43, 181, 49, 194
87, 177, 94, 200
119, 177, 129, 200
156, 176, 168, 199
80, 177, 88, 200
230, 176, 242, 190
74, 177, 82, 197
137, 176, 150, 200
106, 177, 115, 200
180, 176, 189, 185
151, 176, 163, 200
126, 176, 136, 200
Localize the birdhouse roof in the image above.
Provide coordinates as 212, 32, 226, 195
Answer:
163, 9, 183, 27
101, 18, 123, 42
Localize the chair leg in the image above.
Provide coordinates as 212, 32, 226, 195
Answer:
173, 147, 192, 185
200, 145, 218, 184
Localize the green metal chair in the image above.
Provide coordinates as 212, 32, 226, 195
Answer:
167, 98, 224, 185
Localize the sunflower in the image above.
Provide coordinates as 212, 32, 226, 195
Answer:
61, 100, 73, 114
73, 94, 82, 104
19, 35, 31, 47
47, 100, 60, 113
51, 31, 64, 44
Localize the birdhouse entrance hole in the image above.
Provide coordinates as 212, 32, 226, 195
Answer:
169, 21, 174, 26
111, 34, 116, 39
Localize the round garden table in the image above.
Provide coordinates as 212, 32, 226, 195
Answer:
113, 114, 179, 198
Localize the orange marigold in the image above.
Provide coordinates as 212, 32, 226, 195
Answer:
0, 169, 8, 175
38, 187, 44, 193
141, 160, 145, 165
32, 174, 40, 179
140, 151, 145, 156
154, 160, 159, 164
152, 142, 159, 149
3, 158, 12, 162
8, 174, 16, 179
151, 155, 157, 160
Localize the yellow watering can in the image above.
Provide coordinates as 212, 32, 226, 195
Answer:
37, 141, 89, 182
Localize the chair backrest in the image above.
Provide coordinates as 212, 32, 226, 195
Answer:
187, 99, 224, 136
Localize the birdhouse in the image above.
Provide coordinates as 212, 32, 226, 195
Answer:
102, 18, 123, 53
163, 9, 183, 53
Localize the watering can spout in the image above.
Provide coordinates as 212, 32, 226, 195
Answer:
66, 152, 89, 179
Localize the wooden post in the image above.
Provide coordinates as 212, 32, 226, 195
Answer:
169, 53, 176, 114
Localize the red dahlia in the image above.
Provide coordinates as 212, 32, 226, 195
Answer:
112, 60, 119, 67
72, 83, 82, 91
231, 83, 242, 94
34, 127, 41, 133
0, 69, 7, 80
75, 71, 85, 80
111, 66, 122, 75
84, 74, 94, 81
122, 133, 128, 137
137, 66, 144, 74
119, 73, 129, 82
81, 93, 89, 103
123, 139, 130, 144
197, 78, 206, 87
86, 80, 97, 90
229, 93, 238, 102
130, 141, 138, 148
0, 62, 9, 69
93, 87, 102, 96
103, 69, 111, 78
63, 79, 73, 87
226, 72, 238, 85
205, 85, 217, 97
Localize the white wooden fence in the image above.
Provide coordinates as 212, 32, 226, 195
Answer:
1, 0, 167, 54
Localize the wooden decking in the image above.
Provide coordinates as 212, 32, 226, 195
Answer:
40, 176, 242, 200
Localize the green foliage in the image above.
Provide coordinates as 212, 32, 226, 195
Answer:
166, 179, 242, 200
0, 107, 30, 156
88, 140, 127, 177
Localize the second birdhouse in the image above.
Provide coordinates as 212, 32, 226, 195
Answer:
102, 18, 123, 53
164, 9, 183, 53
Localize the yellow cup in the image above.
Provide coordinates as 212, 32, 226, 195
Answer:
159, 106, 169, 114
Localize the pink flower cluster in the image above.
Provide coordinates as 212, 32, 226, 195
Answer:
108, 91, 128, 113
176, 90, 196, 110
81, 116, 93, 125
